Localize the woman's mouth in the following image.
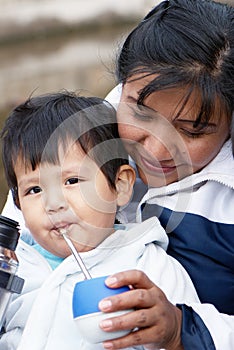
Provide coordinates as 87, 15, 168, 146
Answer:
140, 155, 177, 175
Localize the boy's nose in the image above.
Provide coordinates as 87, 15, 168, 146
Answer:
44, 190, 68, 213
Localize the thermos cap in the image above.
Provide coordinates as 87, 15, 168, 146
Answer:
0, 215, 20, 251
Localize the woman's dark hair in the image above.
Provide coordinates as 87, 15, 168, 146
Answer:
117, 0, 234, 127
1, 91, 128, 206
232, 112, 234, 155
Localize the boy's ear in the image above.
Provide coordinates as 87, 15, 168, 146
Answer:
115, 165, 136, 207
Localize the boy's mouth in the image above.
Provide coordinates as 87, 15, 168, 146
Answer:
51, 225, 70, 237
58, 227, 67, 236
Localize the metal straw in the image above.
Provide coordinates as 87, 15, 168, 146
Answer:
61, 229, 92, 280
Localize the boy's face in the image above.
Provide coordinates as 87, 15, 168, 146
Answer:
14, 143, 121, 257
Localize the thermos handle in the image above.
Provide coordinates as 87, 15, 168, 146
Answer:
0, 270, 24, 294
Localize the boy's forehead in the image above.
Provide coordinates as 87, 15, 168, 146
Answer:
56, 140, 87, 160
15, 148, 99, 186
14, 156, 38, 187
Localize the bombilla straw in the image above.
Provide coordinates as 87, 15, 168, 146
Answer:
61, 229, 92, 280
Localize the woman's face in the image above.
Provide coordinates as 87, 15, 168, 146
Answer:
117, 75, 230, 187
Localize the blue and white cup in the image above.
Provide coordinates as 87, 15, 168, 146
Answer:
72, 275, 133, 344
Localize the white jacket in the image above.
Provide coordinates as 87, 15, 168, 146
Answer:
105, 85, 234, 350
0, 217, 199, 350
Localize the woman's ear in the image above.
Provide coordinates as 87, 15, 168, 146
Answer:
115, 165, 136, 207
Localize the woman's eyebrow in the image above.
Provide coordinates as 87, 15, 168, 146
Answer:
126, 95, 138, 103
126, 96, 159, 113
126, 96, 218, 128
176, 119, 217, 127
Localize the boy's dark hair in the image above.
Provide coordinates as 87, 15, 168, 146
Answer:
117, 0, 234, 128
232, 112, 234, 155
1, 91, 128, 207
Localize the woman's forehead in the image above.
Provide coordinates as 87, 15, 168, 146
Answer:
122, 74, 229, 124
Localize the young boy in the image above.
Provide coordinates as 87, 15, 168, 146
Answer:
0, 91, 199, 350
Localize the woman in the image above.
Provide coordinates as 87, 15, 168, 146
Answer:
98, 0, 234, 349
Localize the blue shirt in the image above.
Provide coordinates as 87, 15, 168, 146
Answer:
33, 244, 64, 270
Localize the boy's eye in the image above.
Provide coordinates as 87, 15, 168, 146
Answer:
65, 177, 79, 185
26, 186, 42, 195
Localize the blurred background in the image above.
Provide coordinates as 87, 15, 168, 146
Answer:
0, 0, 159, 210
0, 0, 232, 211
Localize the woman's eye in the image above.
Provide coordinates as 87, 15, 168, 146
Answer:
26, 186, 42, 195
178, 120, 217, 138
134, 110, 153, 121
65, 177, 79, 185
130, 105, 153, 121
181, 128, 204, 138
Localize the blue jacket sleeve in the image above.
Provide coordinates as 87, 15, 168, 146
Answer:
177, 304, 216, 350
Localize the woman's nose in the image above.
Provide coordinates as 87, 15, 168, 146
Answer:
142, 133, 174, 160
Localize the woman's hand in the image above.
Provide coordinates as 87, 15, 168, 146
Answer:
98, 270, 183, 350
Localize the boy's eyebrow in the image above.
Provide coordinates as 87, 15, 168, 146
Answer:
61, 164, 90, 174
18, 176, 39, 188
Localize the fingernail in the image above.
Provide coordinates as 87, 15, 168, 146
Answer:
106, 276, 118, 286
99, 319, 113, 330
103, 342, 114, 349
99, 299, 112, 311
